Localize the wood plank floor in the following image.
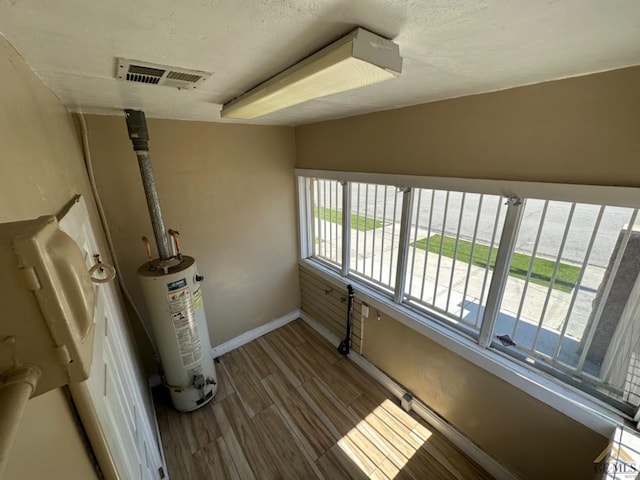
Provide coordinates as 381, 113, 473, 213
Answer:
154, 319, 493, 479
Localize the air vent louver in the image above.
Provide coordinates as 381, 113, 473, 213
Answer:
117, 58, 211, 90
166, 71, 202, 82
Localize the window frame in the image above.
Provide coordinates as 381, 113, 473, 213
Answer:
296, 168, 640, 434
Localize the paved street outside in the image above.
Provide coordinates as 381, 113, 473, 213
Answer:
348, 187, 635, 267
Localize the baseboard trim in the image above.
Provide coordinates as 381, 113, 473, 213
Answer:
148, 310, 300, 388
299, 310, 515, 480
211, 309, 301, 358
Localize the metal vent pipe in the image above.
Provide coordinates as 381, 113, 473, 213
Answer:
124, 110, 171, 260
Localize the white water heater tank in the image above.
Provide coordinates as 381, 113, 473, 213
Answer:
138, 256, 217, 411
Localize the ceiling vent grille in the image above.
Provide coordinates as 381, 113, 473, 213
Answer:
117, 58, 211, 90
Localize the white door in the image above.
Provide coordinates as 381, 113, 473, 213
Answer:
60, 196, 167, 480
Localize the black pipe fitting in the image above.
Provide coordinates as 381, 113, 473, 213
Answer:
125, 109, 150, 152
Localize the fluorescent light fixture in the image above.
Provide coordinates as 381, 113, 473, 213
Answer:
220, 27, 402, 119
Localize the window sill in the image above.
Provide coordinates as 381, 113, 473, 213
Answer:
300, 257, 628, 438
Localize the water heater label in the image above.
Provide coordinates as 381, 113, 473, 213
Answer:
166, 280, 203, 367
167, 278, 187, 291
193, 288, 203, 311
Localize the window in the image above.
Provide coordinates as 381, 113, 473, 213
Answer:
493, 200, 640, 411
310, 178, 343, 267
403, 189, 506, 332
349, 183, 403, 292
298, 173, 640, 417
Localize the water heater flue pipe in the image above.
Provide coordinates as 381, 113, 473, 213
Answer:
125, 109, 218, 411
124, 110, 172, 260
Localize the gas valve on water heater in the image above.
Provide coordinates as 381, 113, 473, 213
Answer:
125, 110, 217, 412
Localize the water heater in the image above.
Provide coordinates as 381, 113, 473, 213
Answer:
125, 110, 217, 411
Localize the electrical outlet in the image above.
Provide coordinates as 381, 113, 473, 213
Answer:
361, 304, 369, 318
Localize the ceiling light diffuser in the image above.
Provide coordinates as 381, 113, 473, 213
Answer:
220, 27, 402, 119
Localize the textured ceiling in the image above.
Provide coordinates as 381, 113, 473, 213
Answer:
1, 0, 639, 125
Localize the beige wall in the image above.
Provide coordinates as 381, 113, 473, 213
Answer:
0, 36, 99, 479
300, 267, 607, 479
84, 115, 299, 347
4, 389, 98, 480
293, 69, 640, 477
296, 66, 640, 187
299, 266, 364, 354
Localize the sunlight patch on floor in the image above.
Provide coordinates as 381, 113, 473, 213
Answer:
338, 399, 432, 479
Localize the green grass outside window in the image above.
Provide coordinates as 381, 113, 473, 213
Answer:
411, 234, 580, 293
314, 206, 383, 232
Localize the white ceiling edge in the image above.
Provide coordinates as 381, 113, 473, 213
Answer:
69, 61, 638, 127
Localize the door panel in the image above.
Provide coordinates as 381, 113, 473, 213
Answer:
59, 196, 166, 480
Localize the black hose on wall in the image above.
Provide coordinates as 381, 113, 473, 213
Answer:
338, 284, 355, 355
